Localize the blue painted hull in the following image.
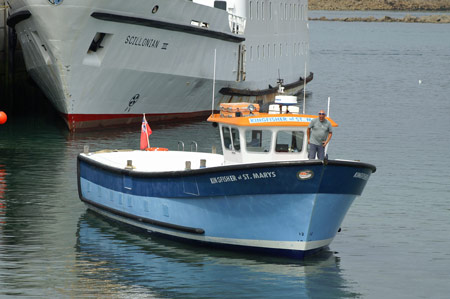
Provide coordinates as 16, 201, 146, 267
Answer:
77, 156, 375, 258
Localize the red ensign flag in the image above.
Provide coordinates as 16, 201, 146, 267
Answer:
140, 114, 152, 150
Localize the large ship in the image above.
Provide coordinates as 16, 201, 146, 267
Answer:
7, 0, 311, 131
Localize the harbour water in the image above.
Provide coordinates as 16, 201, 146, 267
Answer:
1, 15, 450, 298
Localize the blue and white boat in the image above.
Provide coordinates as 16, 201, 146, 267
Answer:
77, 97, 376, 258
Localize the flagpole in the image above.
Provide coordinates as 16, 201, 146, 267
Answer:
303, 59, 307, 114
211, 48, 217, 114
144, 113, 150, 148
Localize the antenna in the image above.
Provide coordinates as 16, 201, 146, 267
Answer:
277, 69, 284, 93
327, 97, 331, 117
303, 60, 307, 114
211, 49, 217, 114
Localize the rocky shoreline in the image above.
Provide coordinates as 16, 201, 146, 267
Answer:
309, 14, 450, 23
309, 0, 450, 11
308, 0, 450, 23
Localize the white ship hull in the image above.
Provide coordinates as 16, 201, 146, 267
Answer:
8, 0, 311, 131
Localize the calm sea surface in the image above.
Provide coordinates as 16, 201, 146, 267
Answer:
1, 15, 450, 298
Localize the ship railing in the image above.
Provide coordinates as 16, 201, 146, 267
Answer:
177, 141, 185, 151
177, 141, 198, 152
190, 141, 198, 152
228, 14, 246, 35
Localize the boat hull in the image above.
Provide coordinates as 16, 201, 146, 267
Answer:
77, 156, 375, 258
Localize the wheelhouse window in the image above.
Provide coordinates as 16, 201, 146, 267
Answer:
245, 130, 272, 153
222, 126, 241, 152
275, 130, 304, 152
222, 127, 232, 150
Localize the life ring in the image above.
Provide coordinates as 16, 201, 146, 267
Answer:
145, 147, 168, 151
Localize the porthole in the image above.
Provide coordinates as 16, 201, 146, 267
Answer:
152, 5, 159, 14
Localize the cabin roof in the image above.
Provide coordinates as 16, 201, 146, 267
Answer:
207, 113, 339, 127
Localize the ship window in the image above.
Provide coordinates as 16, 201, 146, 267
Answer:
280, 3, 283, 20
257, 1, 259, 20
245, 130, 272, 153
262, 2, 265, 20
275, 130, 304, 153
191, 20, 209, 28
214, 1, 227, 10
269, 2, 272, 20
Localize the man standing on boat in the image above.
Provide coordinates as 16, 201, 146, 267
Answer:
307, 110, 333, 160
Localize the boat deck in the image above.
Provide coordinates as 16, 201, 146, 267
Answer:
82, 150, 224, 172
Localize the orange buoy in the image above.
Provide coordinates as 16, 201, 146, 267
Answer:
145, 147, 169, 151
0, 111, 7, 125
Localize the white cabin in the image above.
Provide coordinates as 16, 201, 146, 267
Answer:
207, 100, 338, 165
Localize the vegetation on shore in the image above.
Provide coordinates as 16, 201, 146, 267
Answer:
309, 0, 450, 11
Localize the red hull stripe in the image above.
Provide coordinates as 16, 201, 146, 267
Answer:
61, 111, 212, 131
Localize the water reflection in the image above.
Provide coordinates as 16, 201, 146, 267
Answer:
0, 165, 7, 225
75, 211, 360, 298
66, 119, 223, 155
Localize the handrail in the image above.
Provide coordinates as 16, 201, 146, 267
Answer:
190, 141, 198, 152
177, 141, 185, 151
228, 14, 246, 35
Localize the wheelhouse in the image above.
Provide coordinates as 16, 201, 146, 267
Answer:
207, 101, 338, 165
